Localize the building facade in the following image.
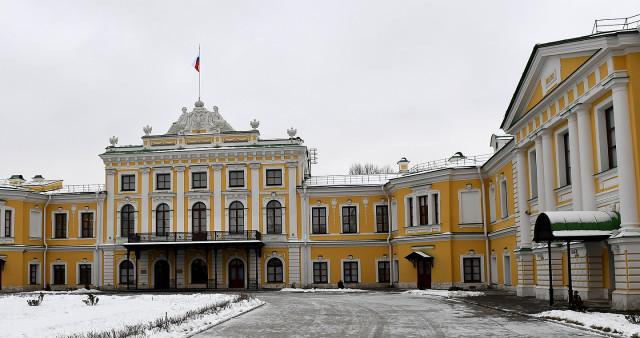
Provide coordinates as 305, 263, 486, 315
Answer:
1, 27, 640, 310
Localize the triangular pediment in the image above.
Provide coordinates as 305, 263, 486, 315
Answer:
166, 100, 234, 135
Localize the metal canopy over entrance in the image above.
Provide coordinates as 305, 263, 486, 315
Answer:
405, 251, 434, 290
533, 211, 620, 305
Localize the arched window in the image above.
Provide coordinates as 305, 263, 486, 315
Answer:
266, 200, 282, 234
191, 259, 207, 284
119, 260, 134, 284
156, 203, 170, 236
121, 204, 134, 237
229, 201, 244, 234
267, 258, 283, 282
192, 202, 206, 233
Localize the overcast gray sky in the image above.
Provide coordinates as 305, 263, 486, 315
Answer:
1, 1, 638, 185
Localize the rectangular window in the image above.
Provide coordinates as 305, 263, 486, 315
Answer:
376, 205, 389, 233
53, 265, 65, 284
341, 206, 357, 233
192, 172, 207, 189
605, 107, 617, 169
156, 173, 171, 190
432, 193, 439, 224
418, 196, 428, 225
79, 264, 91, 285
30, 210, 42, 238
463, 257, 481, 283
500, 180, 508, 218
55, 213, 67, 239
407, 197, 414, 226
343, 261, 358, 283
312, 207, 327, 234
266, 169, 283, 186
528, 150, 538, 198
81, 213, 94, 238
229, 171, 244, 187
489, 187, 496, 223
563, 132, 571, 185
4, 210, 11, 237
121, 174, 135, 191
313, 262, 328, 283
378, 261, 390, 283
29, 265, 38, 285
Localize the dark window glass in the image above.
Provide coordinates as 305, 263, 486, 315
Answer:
266, 169, 282, 186
605, 107, 617, 169
229, 171, 244, 187
376, 205, 389, 233
343, 261, 358, 283
418, 196, 428, 225
312, 207, 327, 234
156, 203, 170, 236
81, 212, 94, 238
563, 132, 571, 185
192, 202, 206, 233
229, 201, 244, 234
408, 197, 414, 226
156, 173, 171, 190
119, 260, 134, 284
4, 210, 11, 237
192, 172, 207, 189
378, 261, 390, 283
266, 200, 282, 234
53, 265, 65, 284
464, 257, 481, 283
121, 204, 134, 237
79, 264, 91, 285
191, 259, 207, 284
313, 262, 328, 283
121, 174, 135, 191
29, 265, 38, 284
267, 259, 284, 282
342, 206, 357, 233
55, 213, 67, 238
432, 193, 439, 224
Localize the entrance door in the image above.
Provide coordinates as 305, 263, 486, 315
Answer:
154, 260, 170, 289
417, 259, 431, 289
228, 258, 245, 288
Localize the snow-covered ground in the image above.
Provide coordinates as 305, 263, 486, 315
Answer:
404, 289, 485, 298
279, 287, 367, 293
0, 291, 263, 338
533, 310, 640, 337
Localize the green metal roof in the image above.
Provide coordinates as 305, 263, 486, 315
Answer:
533, 211, 620, 242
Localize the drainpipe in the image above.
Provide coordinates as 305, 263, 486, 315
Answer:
43, 194, 52, 289
477, 166, 491, 287
95, 192, 100, 288
381, 183, 393, 287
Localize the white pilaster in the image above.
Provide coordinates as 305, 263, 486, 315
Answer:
250, 163, 261, 231
106, 169, 116, 243
534, 136, 546, 212
287, 162, 298, 239
175, 166, 186, 232
576, 106, 597, 211
515, 149, 531, 248
567, 113, 583, 210
212, 164, 223, 232
541, 130, 556, 211
140, 167, 150, 232
138, 251, 149, 286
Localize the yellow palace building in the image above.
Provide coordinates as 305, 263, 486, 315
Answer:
2, 26, 640, 310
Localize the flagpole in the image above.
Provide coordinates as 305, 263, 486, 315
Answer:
198, 44, 201, 101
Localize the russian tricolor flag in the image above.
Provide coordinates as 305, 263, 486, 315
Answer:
192, 51, 200, 72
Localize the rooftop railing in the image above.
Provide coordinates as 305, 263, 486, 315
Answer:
305, 173, 402, 187
46, 184, 106, 194
592, 14, 640, 34
409, 153, 492, 173
127, 230, 262, 243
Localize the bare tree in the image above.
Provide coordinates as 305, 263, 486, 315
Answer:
348, 163, 396, 175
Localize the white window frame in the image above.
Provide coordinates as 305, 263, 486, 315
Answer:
51, 262, 67, 285
311, 259, 330, 284
77, 208, 96, 238
488, 183, 496, 223
339, 202, 359, 234
76, 262, 93, 285
460, 254, 484, 283
152, 198, 174, 235
118, 171, 138, 194
459, 187, 482, 226
116, 199, 138, 238
29, 208, 42, 239
554, 126, 570, 187
310, 202, 329, 235
227, 165, 247, 190
405, 188, 440, 227
263, 196, 286, 234
341, 258, 361, 283
375, 257, 391, 283
499, 175, 509, 219
189, 166, 209, 191
527, 147, 538, 199
0, 203, 15, 239
187, 196, 211, 233
153, 167, 173, 192
28, 260, 42, 285
594, 96, 616, 173
51, 209, 69, 239
263, 166, 285, 189
373, 201, 390, 233
264, 256, 286, 283
404, 196, 415, 227
224, 195, 249, 232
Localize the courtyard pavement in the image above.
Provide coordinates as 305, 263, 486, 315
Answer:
194, 290, 604, 337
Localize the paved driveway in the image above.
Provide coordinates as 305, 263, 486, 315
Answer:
195, 291, 600, 337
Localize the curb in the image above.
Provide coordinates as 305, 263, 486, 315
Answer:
184, 300, 266, 337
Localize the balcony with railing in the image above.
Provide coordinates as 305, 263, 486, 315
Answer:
127, 230, 262, 244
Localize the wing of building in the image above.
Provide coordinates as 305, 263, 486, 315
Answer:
2, 27, 640, 310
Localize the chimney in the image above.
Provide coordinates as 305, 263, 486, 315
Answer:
397, 157, 410, 174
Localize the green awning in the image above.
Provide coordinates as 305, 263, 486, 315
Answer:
533, 211, 620, 242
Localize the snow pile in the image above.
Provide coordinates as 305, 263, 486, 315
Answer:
404, 289, 485, 298
533, 310, 640, 337
0, 292, 263, 338
280, 287, 367, 293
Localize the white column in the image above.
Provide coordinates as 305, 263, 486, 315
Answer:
287, 162, 298, 239
175, 166, 186, 232
212, 164, 223, 232
567, 113, 583, 210
542, 130, 556, 211
534, 136, 546, 212
249, 163, 261, 232
576, 106, 597, 211
140, 167, 150, 232
516, 149, 531, 248
610, 81, 640, 229
106, 169, 116, 243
